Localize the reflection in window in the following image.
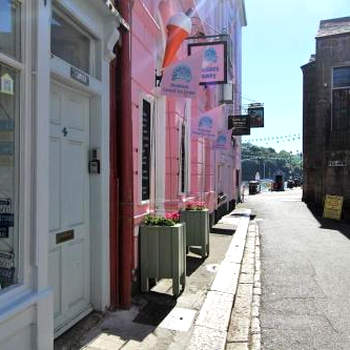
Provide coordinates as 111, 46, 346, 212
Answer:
0, 63, 18, 289
51, 11, 91, 74
333, 67, 350, 88
0, 0, 21, 60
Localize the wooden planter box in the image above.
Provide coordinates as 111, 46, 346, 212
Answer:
140, 223, 186, 297
180, 209, 209, 258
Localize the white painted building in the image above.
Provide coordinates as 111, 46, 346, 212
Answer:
0, 0, 125, 348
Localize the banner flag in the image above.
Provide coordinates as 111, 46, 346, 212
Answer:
160, 53, 202, 99
191, 105, 223, 140
213, 130, 230, 150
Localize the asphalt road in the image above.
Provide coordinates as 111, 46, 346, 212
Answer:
243, 188, 350, 350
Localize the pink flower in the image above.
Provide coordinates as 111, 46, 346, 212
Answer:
185, 200, 207, 210
165, 212, 180, 222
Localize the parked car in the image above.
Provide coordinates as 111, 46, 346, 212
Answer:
293, 178, 302, 187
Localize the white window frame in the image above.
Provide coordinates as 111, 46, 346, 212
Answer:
0, 0, 27, 298
51, 4, 99, 79
138, 94, 154, 205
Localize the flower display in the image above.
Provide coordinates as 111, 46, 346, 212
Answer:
185, 201, 207, 210
144, 212, 180, 226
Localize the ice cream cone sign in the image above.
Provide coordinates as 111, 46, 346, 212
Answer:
162, 9, 193, 69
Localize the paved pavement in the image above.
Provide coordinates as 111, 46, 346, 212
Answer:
243, 188, 350, 350
55, 213, 250, 350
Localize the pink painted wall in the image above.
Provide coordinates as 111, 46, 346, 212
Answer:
129, 0, 245, 272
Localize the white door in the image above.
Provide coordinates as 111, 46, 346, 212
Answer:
48, 82, 91, 336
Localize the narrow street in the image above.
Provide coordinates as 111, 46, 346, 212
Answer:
243, 188, 350, 350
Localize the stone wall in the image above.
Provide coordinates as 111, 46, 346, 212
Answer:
302, 32, 350, 219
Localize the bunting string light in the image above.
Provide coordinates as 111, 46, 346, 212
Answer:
243, 133, 302, 144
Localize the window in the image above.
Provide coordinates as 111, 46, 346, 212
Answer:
51, 10, 91, 74
180, 123, 186, 193
0, 63, 19, 289
332, 67, 350, 131
0, 0, 21, 60
332, 88, 350, 130
141, 100, 151, 201
333, 66, 350, 88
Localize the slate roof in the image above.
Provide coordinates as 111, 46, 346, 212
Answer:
317, 17, 350, 38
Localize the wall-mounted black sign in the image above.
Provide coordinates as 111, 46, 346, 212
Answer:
142, 100, 151, 201
228, 115, 251, 135
248, 106, 264, 128
71, 67, 89, 86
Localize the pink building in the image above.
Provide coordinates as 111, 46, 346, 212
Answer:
110, 0, 247, 307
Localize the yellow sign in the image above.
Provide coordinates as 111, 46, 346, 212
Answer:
323, 195, 343, 220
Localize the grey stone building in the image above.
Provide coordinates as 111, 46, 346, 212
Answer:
302, 17, 350, 220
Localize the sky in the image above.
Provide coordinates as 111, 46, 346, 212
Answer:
242, 0, 350, 154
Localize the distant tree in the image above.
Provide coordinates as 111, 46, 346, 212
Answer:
241, 143, 302, 181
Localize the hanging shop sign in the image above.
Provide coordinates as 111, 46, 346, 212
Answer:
161, 53, 203, 98
188, 41, 227, 85
191, 105, 223, 140
323, 195, 343, 220
228, 115, 250, 135
248, 105, 264, 128
213, 130, 229, 150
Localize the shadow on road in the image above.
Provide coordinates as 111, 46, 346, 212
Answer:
307, 203, 350, 240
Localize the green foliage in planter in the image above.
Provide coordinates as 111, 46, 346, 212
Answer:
144, 214, 176, 226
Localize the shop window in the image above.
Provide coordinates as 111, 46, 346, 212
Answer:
141, 100, 151, 201
0, 0, 21, 60
0, 63, 19, 290
51, 10, 92, 74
